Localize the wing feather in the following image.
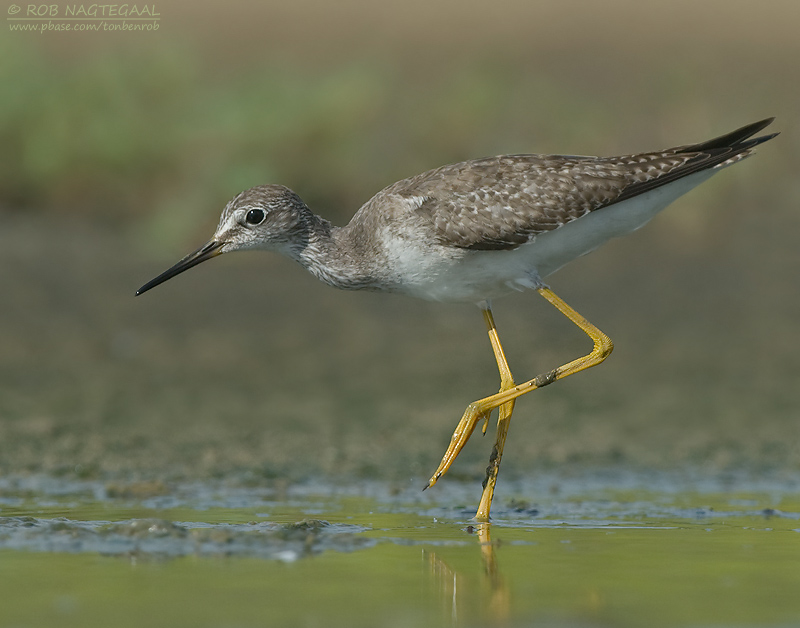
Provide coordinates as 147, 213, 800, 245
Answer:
378, 119, 776, 251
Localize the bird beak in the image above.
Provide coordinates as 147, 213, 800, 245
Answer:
136, 239, 224, 296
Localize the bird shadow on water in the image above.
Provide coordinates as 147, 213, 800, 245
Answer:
1, 472, 800, 627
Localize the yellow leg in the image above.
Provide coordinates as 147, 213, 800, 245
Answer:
425, 286, 614, 520
476, 307, 516, 521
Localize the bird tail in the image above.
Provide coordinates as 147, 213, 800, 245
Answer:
679, 117, 778, 156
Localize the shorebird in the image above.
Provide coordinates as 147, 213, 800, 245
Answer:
137, 118, 776, 520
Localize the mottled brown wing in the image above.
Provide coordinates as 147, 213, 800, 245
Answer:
390, 153, 690, 251
390, 118, 775, 251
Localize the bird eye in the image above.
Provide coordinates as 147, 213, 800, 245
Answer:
245, 208, 266, 226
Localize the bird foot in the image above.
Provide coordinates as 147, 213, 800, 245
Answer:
425, 403, 488, 489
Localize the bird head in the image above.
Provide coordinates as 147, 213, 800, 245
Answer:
136, 185, 310, 296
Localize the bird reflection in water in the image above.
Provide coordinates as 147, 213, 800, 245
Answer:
423, 523, 510, 625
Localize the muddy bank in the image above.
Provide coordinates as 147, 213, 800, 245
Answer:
0, 212, 798, 484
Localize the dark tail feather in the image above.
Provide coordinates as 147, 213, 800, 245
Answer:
680, 117, 777, 152
613, 119, 778, 205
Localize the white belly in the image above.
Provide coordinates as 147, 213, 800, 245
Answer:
389, 168, 718, 304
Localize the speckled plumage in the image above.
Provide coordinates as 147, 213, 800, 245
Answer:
137, 118, 776, 302
361, 118, 773, 254
372, 152, 688, 251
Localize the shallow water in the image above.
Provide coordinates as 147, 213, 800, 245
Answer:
2, 473, 799, 628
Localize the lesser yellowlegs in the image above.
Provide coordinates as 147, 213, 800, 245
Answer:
137, 118, 777, 520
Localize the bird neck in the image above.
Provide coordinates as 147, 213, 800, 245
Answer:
291, 211, 377, 291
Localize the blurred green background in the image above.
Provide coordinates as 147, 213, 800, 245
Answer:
1, 0, 798, 485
